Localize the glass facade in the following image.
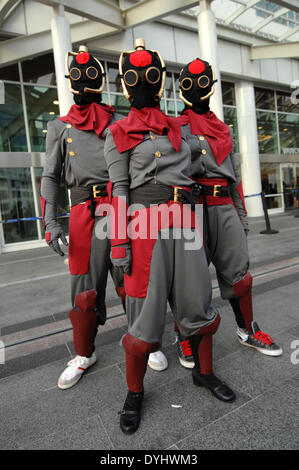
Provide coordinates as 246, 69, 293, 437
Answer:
0, 83, 27, 152
256, 86, 299, 212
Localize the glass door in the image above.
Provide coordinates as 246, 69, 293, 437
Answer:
261, 163, 284, 214
280, 164, 299, 211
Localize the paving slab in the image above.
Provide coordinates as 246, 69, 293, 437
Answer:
177, 383, 299, 450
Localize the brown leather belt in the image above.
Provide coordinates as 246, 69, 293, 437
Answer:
70, 184, 108, 207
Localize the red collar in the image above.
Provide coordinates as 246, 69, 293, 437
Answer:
59, 102, 115, 138
177, 109, 232, 166
109, 106, 182, 153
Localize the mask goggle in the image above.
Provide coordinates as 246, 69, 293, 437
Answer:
69, 66, 100, 82
65, 45, 105, 95
123, 66, 161, 87
180, 75, 211, 91
119, 38, 166, 102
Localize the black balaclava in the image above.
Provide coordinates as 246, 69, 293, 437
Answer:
179, 59, 216, 114
67, 50, 104, 106
122, 49, 164, 109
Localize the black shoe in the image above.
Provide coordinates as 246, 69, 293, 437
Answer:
119, 390, 144, 434
176, 332, 195, 369
192, 369, 236, 402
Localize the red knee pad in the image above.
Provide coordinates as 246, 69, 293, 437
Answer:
75, 289, 97, 312
233, 272, 253, 297
70, 290, 98, 357
122, 333, 160, 358
198, 312, 221, 337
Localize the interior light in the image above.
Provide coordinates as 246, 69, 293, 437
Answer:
49, 111, 55, 115
283, 128, 288, 131
42, 130, 47, 133
53, 100, 59, 105
258, 126, 263, 130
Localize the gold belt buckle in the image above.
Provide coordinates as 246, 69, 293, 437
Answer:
173, 186, 183, 203
93, 185, 102, 199
213, 185, 221, 197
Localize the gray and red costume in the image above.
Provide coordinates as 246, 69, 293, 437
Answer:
177, 59, 260, 334
104, 41, 235, 434
40, 47, 124, 358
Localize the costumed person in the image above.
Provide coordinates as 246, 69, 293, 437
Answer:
170, 58, 282, 368
40, 45, 125, 390
104, 39, 236, 435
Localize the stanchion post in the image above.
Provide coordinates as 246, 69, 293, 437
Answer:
260, 191, 279, 235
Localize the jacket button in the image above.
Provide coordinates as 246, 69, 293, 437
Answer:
199, 136, 205, 141
69, 151, 75, 156
202, 149, 207, 155
155, 151, 161, 157
67, 138, 72, 143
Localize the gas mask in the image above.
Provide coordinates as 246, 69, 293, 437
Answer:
119, 38, 166, 109
65, 45, 105, 105
179, 59, 217, 113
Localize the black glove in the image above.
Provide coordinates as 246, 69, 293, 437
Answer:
46, 222, 68, 256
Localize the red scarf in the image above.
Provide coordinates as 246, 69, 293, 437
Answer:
109, 106, 182, 153
177, 109, 232, 166
59, 102, 115, 138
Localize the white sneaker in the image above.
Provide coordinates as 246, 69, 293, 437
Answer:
148, 350, 168, 371
58, 352, 97, 389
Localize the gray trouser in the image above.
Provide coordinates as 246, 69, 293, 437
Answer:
71, 215, 123, 316
126, 228, 217, 344
206, 204, 249, 299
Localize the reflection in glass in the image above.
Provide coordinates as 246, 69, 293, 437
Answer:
0, 83, 27, 152
101, 93, 109, 105
21, 53, 56, 85
107, 62, 122, 93
164, 72, 174, 99
0, 63, 19, 81
110, 94, 130, 116
25, 86, 59, 152
255, 87, 275, 111
222, 82, 235, 106
223, 106, 239, 153
278, 113, 299, 153
176, 100, 184, 115
277, 90, 299, 113
281, 165, 296, 210
166, 100, 176, 116
260, 163, 282, 210
256, 110, 278, 154
0, 168, 38, 243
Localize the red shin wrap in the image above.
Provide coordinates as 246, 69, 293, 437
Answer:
122, 333, 160, 392
233, 272, 253, 333
194, 314, 221, 375
69, 290, 98, 357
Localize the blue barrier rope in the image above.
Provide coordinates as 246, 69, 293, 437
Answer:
0, 213, 70, 224
244, 192, 262, 198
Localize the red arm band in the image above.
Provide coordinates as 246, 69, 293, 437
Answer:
110, 196, 129, 246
